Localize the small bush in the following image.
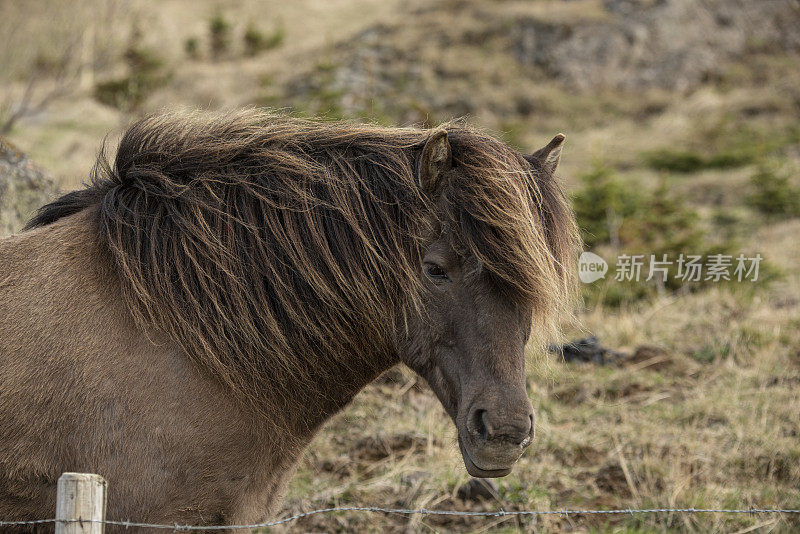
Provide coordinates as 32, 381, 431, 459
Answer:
184, 36, 200, 59
122, 46, 163, 73
642, 120, 800, 174
747, 165, 800, 218
264, 24, 286, 50
94, 43, 169, 111
573, 166, 708, 255
243, 24, 265, 55
628, 176, 703, 257
642, 148, 758, 173
571, 163, 642, 249
706, 149, 756, 169
209, 13, 232, 59
244, 22, 285, 56
573, 166, 739, 307
643, 149, 706, 173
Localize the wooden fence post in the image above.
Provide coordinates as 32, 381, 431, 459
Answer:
55, 473, 107, 534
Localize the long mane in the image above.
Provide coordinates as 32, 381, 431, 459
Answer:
27, 110, 578, 416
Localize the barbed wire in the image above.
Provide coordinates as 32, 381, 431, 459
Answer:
2, 506, 799, 530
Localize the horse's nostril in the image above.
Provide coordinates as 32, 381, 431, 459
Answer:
520, 414, 534, 447
469, 406, 533, 446
481, 410, 493, 436
472, 408, 488, 441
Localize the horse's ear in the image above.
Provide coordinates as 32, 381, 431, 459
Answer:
418, 129, 452, 195
528, 133, 565, 174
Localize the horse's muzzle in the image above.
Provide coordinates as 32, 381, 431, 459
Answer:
457, 411, 534, 478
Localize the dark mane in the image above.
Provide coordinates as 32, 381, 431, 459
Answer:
27, 110, 578, 417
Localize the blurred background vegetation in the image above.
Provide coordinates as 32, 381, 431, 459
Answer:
1, 0, 799, 532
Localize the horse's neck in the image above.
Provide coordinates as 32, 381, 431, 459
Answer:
273, 351, 398, 440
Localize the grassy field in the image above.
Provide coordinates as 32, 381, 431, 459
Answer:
1, 0, 799, 532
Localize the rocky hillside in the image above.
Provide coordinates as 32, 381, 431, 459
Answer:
510, 0, 800, 91
271, 0, 800, 127
0, 138, 56, 235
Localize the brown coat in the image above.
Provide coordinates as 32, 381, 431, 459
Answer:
0, 210, 305, 531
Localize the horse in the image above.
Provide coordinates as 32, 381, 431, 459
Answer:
0, 110, 578, 531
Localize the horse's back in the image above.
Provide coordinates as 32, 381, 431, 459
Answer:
0, 210, 281, 530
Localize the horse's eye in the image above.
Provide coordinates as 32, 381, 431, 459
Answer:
425, 263, 449, 281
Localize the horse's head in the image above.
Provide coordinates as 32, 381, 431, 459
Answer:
401, 129, 574, 478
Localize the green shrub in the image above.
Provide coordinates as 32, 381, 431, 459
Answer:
573, 167, 740, 307
209, 13, 232, 59
184, 36, 200, 59
264, 27, 286, 51
643, 149, 706, 173
573, 167, 708, 254
571, 163, 642, 249
642, 119, 800, 174
243, 24, 264, 55
244, 22, 285, 56
629, 176, 703, 257
122, 45, 163, 73
747, 165, 800, 218
642, 148, 757, 173
94, 43, 169, 111
706, 149, 757, 169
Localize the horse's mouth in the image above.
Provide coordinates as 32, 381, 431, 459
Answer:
458, 437, 513, 478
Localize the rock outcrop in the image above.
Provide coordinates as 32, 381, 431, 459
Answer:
511, 0, 800, 91
280, 0, 800, 120
0, 137, 57, 236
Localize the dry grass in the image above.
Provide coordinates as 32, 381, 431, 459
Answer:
275, 276, 800, 532
1, 0, 799, 532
